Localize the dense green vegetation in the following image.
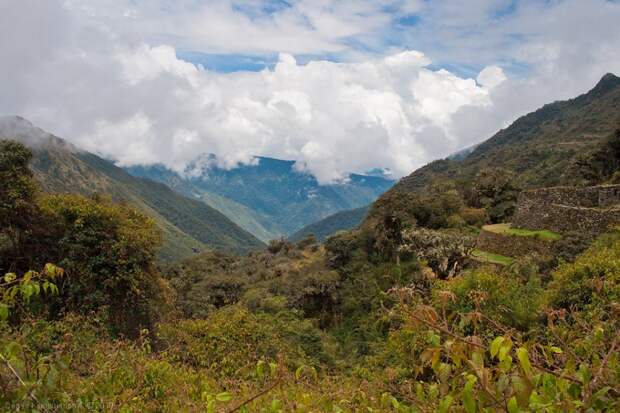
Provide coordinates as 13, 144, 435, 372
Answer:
2, 74, 620, 412
3, 139, 619, 412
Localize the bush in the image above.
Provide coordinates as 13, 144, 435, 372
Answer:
471, 167, 520, 223
296, 233, 318, 250
460, 207, 487, 227
158, 306, 328, 377
547, 231, 620, 313
400, 228, 475, 279
267, 237, 293, 254
437, 268, 544, 332
324, 230, 361, 268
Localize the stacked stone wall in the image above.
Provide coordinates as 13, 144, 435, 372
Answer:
599, 185, 620, 207
512, 184, 620, 234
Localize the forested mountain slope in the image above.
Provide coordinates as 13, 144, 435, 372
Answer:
288, 205, 370, 242
393, 73, 620, 194
126, 157, 394, 239
0, 116, 264, 261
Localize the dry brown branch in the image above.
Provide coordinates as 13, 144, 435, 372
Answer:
224, 378, 282, 413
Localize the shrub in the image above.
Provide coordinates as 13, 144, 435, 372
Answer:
296, 233, 318, 249
324, 230, 361, 268
460, 207, 487, 227
158, 306, 327, 377
437, 268, 544, 332
547, 231, 620, 313
267, 237, 293, 254
471, 167, 520, 223
400, 228, 475, 279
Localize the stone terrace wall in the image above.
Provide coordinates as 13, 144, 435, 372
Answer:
512, 184, 620, 234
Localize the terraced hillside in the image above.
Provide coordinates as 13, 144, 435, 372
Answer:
474, 184, 620, 263
0, 116, 265, 261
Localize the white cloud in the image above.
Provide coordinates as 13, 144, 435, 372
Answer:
477, 66, 507, 89
1, 0, 620, 184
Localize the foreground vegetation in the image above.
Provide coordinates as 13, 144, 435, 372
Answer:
2, 140, 619, 412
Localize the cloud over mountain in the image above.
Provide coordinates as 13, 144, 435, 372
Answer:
1, 0, 619, 183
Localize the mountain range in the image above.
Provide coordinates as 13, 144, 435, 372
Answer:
288, 206, 370, 242
294, 73, 620, 241
3, 73, 618, 257
0, 116, 264, 261
125, 157, 393, 241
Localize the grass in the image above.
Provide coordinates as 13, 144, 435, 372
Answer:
482, 223, 562, 241
472, 249, 514, 266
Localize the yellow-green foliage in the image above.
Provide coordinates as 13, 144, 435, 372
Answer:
547, 230, 620, 312
483, 223, 562, 241
157, 305, 330, 378
437, 266, 544, 332
2, 141, 619, 411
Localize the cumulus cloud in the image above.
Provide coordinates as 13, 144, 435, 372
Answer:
1, 0, 620, 183
102, 47, 497, 182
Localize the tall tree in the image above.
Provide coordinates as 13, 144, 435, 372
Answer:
0, 140, 39, 270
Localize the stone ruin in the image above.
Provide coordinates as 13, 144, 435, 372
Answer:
511, 184, 620, 234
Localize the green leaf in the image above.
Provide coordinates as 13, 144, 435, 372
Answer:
0, 303, 8, 321
463, 375, 477, 413
576, 363, 591, 384
206, 399, 216, 413
256, 360, 266, 378
498, 344, 511, 362
4, 273, 16, 283
270, 398, 282, 412
490, 336, 504, 358
216, 392, 232, 402
549, 346, 563, 354
438, 395, 453, 413
427, 331, 441, 347
516, 347, 533, 376
295, 365, 304, 380
507, 396, 519, 413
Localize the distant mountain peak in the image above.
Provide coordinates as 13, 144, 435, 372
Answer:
600, 72, 619, 82
0, 115, 77, 151
589, 72, 620, 97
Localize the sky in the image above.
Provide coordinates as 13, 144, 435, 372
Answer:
1, 0, 620, 183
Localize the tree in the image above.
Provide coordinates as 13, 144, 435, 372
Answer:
38, 194, 166, 336
400, 228, 475, 278
573, 128, 620, 184
0, 140, 39, 266
471, 168, 520, 223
